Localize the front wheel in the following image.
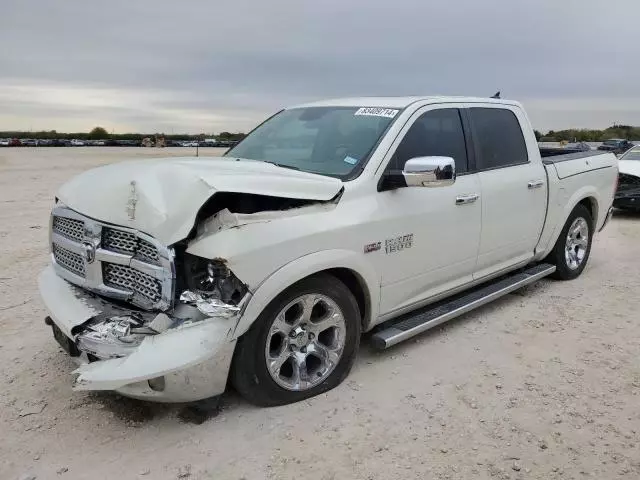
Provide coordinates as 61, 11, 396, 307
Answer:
546, 204, 593, 280
231, 274, 361, 407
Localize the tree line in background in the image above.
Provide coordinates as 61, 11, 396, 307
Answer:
0, 126, 247, 142
534, 124, 640, 142
2, 124, 639, 143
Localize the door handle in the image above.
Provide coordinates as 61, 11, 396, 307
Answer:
455, 193, 479, 205
528, 180, 544, 189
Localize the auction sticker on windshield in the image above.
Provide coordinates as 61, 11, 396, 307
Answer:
354, 107, 399, 118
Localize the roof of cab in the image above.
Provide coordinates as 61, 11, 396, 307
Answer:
290, 96, 522, 109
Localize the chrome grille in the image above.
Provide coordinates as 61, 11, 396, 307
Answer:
103, 263, 162, 304
52, 244, 85, 277
102, 227, 160, 264
52, 216, 84, 242
137, 238, 160, 263
102, 228, 137, 253
50, 206, 174, 311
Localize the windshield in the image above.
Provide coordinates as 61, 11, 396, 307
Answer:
604, 139, 622, 146
620, 147, 640, 161
225, 106, 399, 179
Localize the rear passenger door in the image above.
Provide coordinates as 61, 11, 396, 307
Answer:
468, 105, 547, 280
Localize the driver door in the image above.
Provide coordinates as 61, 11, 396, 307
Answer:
374, 105, 482, 317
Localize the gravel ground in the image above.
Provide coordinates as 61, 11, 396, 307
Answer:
1, 147, 639, 480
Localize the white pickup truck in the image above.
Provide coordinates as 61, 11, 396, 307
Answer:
39, 96, 618, 406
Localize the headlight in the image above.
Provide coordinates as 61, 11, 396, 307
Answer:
179, 254, 248, 318
183, 254, 248, 304
76, 315, 146, 359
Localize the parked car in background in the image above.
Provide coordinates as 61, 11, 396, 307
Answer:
0, 138, 10, 146
598, 139, 634, 155
20, 138, 38, 146
113, 139, 141, 147
614, 146, 640, 211
9, 138, 21, 147
38, 139, 54, 146
39, 96, 617, 407
217, 139, 239, 148
565, 142, 591, 151
538, 141, 591, 157
70, 139, 86, 146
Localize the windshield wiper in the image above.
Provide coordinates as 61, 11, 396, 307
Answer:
262, 161, 300, 171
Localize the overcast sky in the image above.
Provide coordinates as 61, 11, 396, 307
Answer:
1, 0, 638, 133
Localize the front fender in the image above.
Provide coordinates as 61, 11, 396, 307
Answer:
233, 249, 381, 339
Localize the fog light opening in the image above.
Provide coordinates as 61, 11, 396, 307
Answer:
148, 376, 166, 392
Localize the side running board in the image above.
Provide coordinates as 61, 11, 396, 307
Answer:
371, 263, 556, 350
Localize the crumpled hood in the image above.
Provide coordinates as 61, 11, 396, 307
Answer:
58, 157, 343, 245
618, 160, 640, 178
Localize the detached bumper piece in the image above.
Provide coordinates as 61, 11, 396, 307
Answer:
38, 265, 245, 403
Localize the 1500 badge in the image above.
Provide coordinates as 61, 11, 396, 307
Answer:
364, 234, 414, 254
385, 234, 413, 254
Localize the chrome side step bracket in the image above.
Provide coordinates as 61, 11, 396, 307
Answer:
371, 263, 556, 350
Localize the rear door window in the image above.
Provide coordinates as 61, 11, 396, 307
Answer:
469, 108, 528, 170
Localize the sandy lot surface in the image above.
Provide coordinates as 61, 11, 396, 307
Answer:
1, 147, 639, 480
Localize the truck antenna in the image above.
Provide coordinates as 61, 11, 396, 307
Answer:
491, 91, 501, 99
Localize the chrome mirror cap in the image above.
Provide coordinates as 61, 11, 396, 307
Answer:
402, 156, 456, 187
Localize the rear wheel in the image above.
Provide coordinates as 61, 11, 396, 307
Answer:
231, 274, 361, 406
547, 204, 593, 280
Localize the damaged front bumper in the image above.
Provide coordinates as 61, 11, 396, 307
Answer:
38, 265, 247, 403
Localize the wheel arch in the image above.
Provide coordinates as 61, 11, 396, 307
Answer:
538, 189, 600, 260
322, 267, 371, 331
578, 196, 598, 226
233, 250, 380, 339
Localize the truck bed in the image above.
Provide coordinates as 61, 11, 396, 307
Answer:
541, 151, 615, 179
539, 146, 591, 158
540, 150, 608, 163
533, 150, 617, 262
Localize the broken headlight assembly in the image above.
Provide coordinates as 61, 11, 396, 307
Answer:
75, 314, 150, 360
179, 254, 249, 317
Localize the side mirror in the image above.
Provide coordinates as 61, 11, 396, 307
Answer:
403, 156, 456, 187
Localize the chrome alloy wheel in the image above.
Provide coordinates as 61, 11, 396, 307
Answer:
265, 294, 347, 391
565, 217, 589, 270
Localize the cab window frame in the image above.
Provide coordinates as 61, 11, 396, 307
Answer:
465, 106, 530, 172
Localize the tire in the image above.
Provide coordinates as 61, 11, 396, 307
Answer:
231, 273, 361, 407
546, 204, 593, 280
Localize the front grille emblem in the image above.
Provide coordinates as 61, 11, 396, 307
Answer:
82, 241, 96, 264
